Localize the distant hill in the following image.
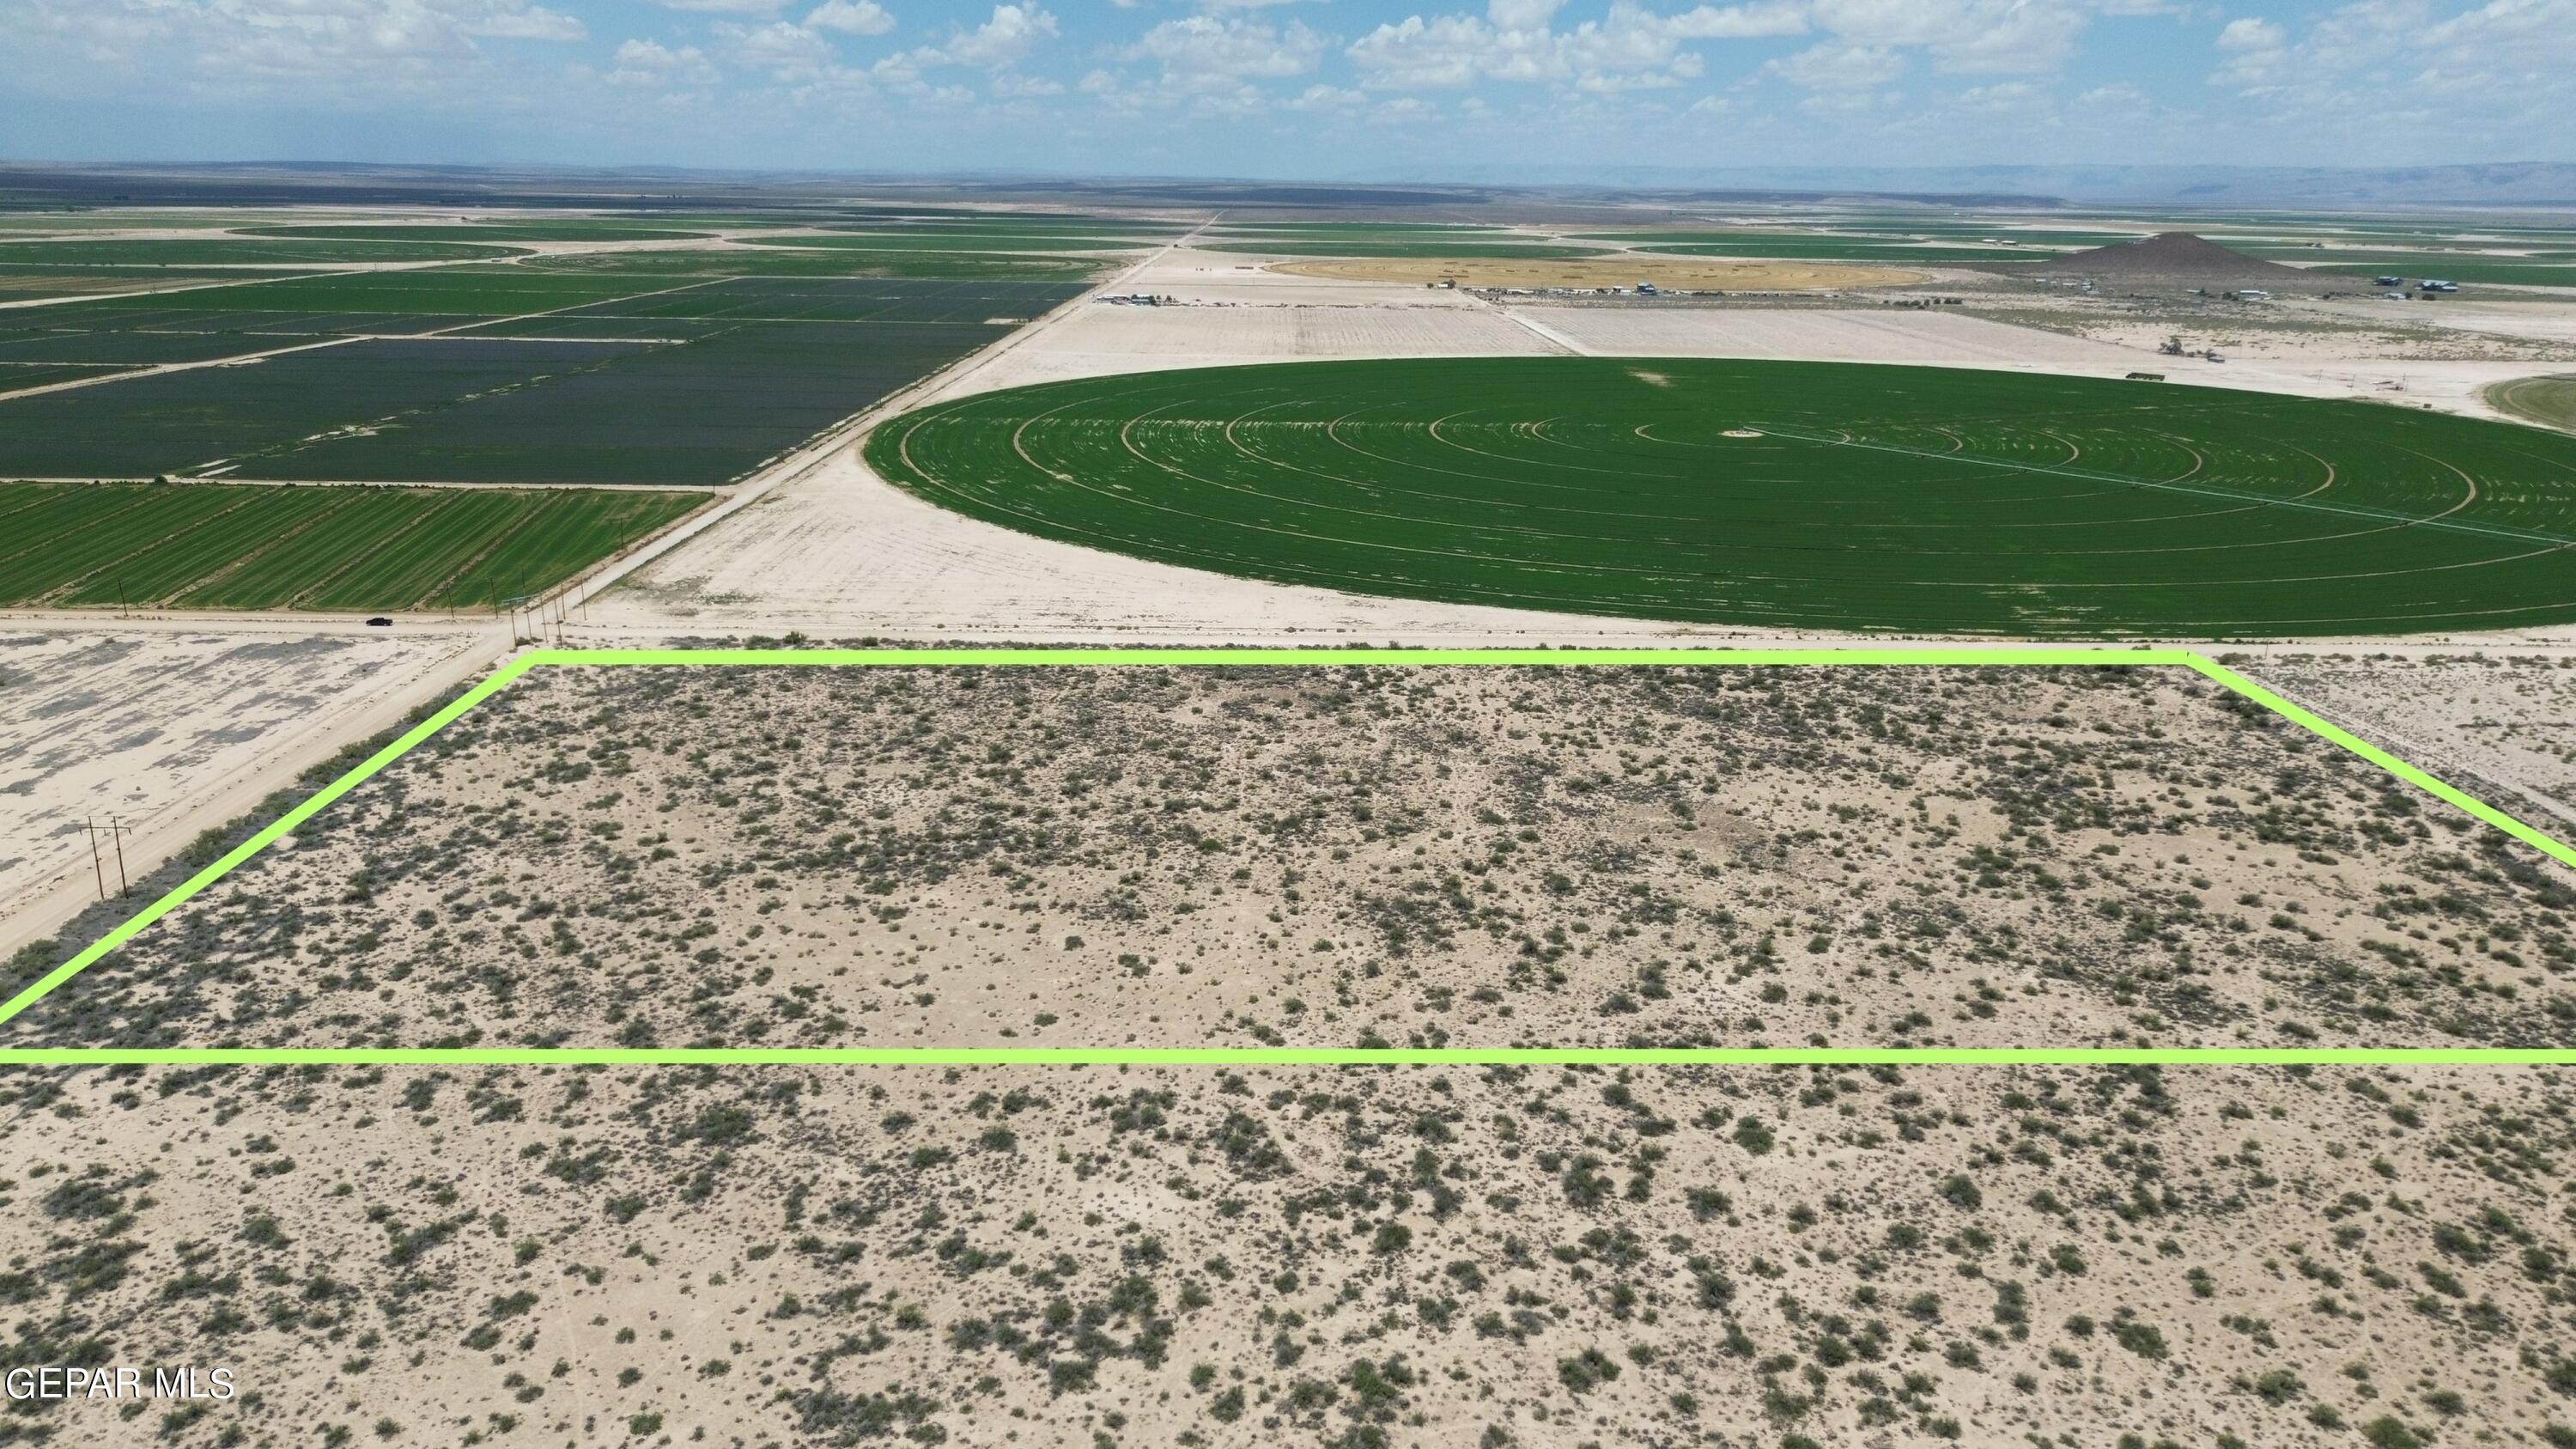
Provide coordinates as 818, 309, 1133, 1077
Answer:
1350, 162, 2576, 210
2020, 232, 2312, 280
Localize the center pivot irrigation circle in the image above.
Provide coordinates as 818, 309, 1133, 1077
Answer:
864, 356, 2576, 636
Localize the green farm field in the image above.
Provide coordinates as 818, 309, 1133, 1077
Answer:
0, 237, 527, 265
0, 481, 706, 609
866, 357, 2576, 637
241, 222, 719, 243
521, 247, 1108, 280
2489, 375, 2576, 433
2305, 258, 2576, 288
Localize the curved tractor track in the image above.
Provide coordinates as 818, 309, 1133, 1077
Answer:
866, 357, 2576, 637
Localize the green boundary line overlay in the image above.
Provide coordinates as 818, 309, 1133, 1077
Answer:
3, 646, 2569, 1068
3, 1048, 2576, 1067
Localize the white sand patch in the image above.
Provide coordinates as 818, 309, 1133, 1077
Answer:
0, 625, 494, 954
1521, 306, 2160, 374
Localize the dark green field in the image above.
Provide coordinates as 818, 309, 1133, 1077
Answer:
0, 238, 526, 265
243, 222, 718, 243
2305, 258, 2576, 288
0, 338, 635, 478
865, 357, 2576, 637
247, 322, 1015, 485
0, 481, 706, 609
0, 273, 1084, 484
0, 362, 141, 393
522, 249, 1103, 280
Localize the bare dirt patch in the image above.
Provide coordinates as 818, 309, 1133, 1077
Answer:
0, 625, 493, 954
1275, 256, 1922, 290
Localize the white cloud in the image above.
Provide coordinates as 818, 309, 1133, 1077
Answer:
3, 0, 608, 99
1766, 40, 1905, 88
1807, 0, 2091, 75
2203, 0, 2576, 129
991, 70, 1063, 95
805, 0, 895, 35
1666, 1, 1808, 36
654, 0, 792, 12
465, 4, 586, 41
872, 2, 1053, 91
1346, 15, 1489, 88
723, 18, 835, 73
1125, 15, 1329, 92
1288, 82, 1366, 108
2208, 14, 2290, 84
933, 3, 1057, 67
609, 37, 718, 87
1952, 78, 2041, 108
2216, 15, 2286, 47
1349, 0, 1796, 93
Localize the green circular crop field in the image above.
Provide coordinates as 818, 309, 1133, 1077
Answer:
865, 357, 2576, 636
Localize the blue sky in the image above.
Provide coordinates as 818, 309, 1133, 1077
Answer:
3, 0, 2569, 177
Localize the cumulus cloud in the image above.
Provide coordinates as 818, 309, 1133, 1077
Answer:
1349, 0, 1799, 92
2204, 0, 2576, 131
1288, 82, 1367, 108
609, 36, 718, 87
1125, 15, 1329, 91
2208, 14, 2290, 84
1765, 40, 1905, 88
5, 0, 594, 100
721, 18, 836, 73
991, 70, 1064, 95
930, 3, 1057, 67
465, 4, 586, 41
805, 0, 895, 35
869, 2, 1054, 93
1806, 0, 2091, 75
1952, 78, 2041, 109
2216, 15, 2287, 48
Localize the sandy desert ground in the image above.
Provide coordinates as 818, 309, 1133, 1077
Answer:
9, 217, 2576, 1449
2241, 654, 2576, 828
1274, 255, 1922, 289
5, 1056, 2572, 1448
21, 663, 2569, 1056
0, 624, 497, 958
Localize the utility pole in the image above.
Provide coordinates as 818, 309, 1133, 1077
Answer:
107, 815, 131, 895
86, 817, 106, 901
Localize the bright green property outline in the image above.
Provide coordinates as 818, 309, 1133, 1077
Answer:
5, 646, 2573, 1068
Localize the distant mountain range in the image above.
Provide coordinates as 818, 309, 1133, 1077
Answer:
1351, 162, 2576, 209
10, 159, 2575, 214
